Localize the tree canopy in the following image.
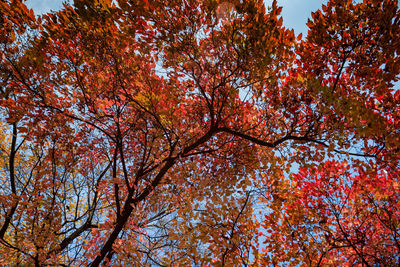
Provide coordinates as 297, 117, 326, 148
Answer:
0, 0, 399, 265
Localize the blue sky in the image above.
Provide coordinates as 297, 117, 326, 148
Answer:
274, 0, 327, 35
25, 0, 327, 35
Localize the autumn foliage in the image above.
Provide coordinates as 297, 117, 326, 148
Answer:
0, 0, 399, 265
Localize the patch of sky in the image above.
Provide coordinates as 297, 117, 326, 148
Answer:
264, 0, 328, 36
25, 0, 71, 15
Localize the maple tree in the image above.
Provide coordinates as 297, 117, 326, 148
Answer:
0, 0, 399, 265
